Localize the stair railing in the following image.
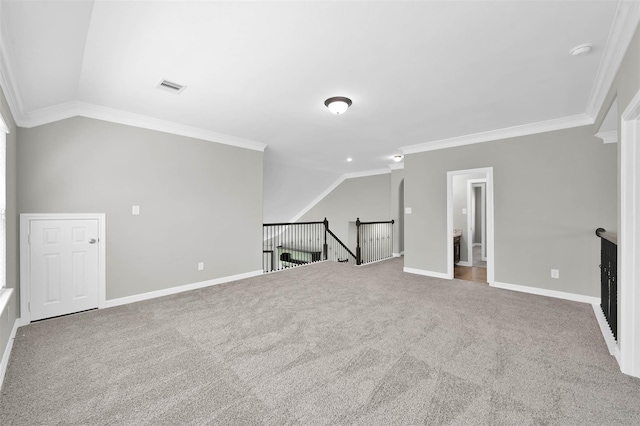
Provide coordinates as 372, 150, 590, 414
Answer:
596, 227, 618, 340
326, 228, 358, 264
356, 218, 395, 265
263, 219, 328, 272
263, 217, 396, 271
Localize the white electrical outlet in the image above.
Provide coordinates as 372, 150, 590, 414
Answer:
198, 262, 204, 271
551, 269, 559, 279
132, 205, 140, 215
405, 207, 412, 214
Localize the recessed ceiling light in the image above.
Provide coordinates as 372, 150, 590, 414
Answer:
393, 155, 403, 162
325, 97, 352, 115
570, 44, 592, 56
347, 157, 353, 162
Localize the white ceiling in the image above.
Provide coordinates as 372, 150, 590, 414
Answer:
0, 1, 634, 222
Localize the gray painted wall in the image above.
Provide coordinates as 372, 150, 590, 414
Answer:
299, 173, 391, 248
0, 84, 18, 365
18, 117, 263, 300
404, 125, 617, 297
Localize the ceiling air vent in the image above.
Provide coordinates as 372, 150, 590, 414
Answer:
156, 79, 186, 94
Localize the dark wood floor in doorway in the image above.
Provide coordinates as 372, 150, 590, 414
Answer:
454, 265, 487, 283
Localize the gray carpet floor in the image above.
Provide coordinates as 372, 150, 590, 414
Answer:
1, 258, 640, 425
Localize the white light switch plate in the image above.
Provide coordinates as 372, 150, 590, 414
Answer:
405, 207, 412, 214
198, 262, 204, 271
551, 269, 559, 279
132, 206, 140, 215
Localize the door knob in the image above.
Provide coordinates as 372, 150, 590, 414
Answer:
89, 239, 97, 244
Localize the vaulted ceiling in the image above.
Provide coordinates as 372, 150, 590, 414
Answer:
0, 1, 635, 222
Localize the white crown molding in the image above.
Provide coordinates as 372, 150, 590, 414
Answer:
596, 130, 619, 144
389, 163, 404, 170
289, 175, 346, 222
19, 101, 267, 152
344, 168, 390, 179
400, 113, 593, 155
20, 101, 79, 126
289, 167, 391, 222
586, 0, 640, 120
0, 14, 26, 129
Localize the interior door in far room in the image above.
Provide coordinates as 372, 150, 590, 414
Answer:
29, 219, 99, 321
468, 180, 486, 265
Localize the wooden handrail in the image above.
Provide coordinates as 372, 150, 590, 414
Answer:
263, 220, 325, 227
357, 219, 395, 225
596, 228, 618, 245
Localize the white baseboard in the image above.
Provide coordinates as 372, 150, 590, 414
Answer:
456, 261, 472, 267
359, 257, 397, 266
592, 303, 621, 364
491, 281, 600, 305
103, 269, 264, 309
392, 252, 403, 258
0, 318, 22, 391
404, 267, 450, 280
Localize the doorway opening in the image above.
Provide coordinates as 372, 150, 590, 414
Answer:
447, 168, 494, 284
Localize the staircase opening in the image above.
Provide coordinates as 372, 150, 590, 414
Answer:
263, 218, 394, 272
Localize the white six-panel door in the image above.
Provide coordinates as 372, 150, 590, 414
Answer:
28, 219, 100, 321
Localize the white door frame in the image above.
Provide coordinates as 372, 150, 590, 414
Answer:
447, 168, 494, 284
620, 89, 640, 378
467, 179, 486, 267
20, 213, 106, 324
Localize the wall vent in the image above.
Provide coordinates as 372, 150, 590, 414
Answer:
156, 79, 186, 94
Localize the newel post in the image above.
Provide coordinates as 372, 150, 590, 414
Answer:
323, 217, 329, 260
356, 218, 362, 265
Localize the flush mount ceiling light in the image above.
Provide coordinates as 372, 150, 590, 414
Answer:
393, 155, 403, 162
346, 157, 353, 162
570, 44, 592, 56
324, 96, 352, 115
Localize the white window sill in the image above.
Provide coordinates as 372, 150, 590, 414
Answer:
0, 288, 13, 316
